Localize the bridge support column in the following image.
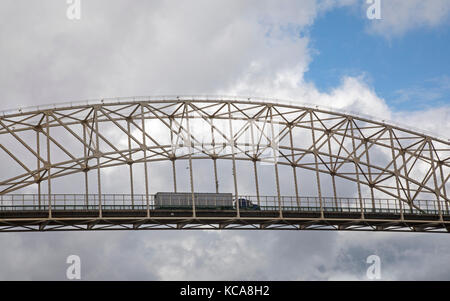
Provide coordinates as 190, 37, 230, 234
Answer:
140, 104, 150, 217
36, 128, 41, 208
269, 106, 282, 218
228, 102, 240, 218
82, 122, 89, 207
127, 119, 135, 209
349, 119, 364, 219
400, 150, 413, 213
253, 160, 260, 207
310, 111, 324, 219
363, 139, 376, 212
289, 124, 300, 208
94, 108, 102, 218
185, 103, 196, 218
389, 128, 403, 221
250, 119, 260, 206
438, 163, 448, 214
170, 117, 177, 193
326, 131, 338, 209
210, 118, 219, 193
428, 140, 443, 221
46, 113, 52, 218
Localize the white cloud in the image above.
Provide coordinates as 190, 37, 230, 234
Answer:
0, 0, 322, 108
1, 230, 450, 280
365, 0, 450, 38
393, 106, 450, 139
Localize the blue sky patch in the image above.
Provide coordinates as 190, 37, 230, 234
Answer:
305, 6, 450, 111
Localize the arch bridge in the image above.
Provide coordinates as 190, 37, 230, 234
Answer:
0, 96, 448, 232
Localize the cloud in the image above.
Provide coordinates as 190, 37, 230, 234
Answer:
0, 0, 322, 108
365, 0, 450, 38
392, 75, 450, 111
393, 106, 450, 139
1, 230, 450, 280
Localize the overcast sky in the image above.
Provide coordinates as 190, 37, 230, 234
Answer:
0, 0, 449, 280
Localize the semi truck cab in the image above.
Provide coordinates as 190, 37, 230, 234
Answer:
236, 198, 260, 210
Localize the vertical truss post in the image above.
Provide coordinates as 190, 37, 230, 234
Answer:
439, 163, 448, 213
171, 160, 177, 193
94, 108, 102, 218
388, 128, 403, 221
253, 160, 260, 207
428, 140, 443, 221
170, 117, 177, 193
185, 103, 196, 218
349, 119, 364, 219
310, 111, 324, 219
210, 118, 219, 193
140, 105, 150, 217
269, 106, 282, 218
250, 119, 260, 206
36, 127, 41, 208
228, 102, 240, 218
327, 131, 338, 208
401, 150, 413, 213
363, 138, 375, 211
82, 122, 89, 207
127, 119, 134, 209
289, 124, 300, 208
45, 113, 52, 218
331, 175, 338, 208
213, 158, 219, 193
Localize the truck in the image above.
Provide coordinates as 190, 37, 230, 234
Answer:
154, 192, 260, 210
236, 197, 260, 210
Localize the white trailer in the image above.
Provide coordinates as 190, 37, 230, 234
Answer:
154, 192, 234, 209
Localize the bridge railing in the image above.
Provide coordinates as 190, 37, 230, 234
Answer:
0, 194, 150, 210
0, 194, 448, 216
242, 195, 448, 215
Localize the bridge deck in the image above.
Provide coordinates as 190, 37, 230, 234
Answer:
0, 204, 449, 233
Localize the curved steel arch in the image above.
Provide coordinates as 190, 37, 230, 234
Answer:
0, 96, 448, 232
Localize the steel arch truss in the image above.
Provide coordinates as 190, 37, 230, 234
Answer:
0, 97, 449, 233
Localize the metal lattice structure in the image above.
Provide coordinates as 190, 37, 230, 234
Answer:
0, 96, 449, 232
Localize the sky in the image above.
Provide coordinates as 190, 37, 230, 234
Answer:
307, 4, 450, 111
0, 0, 449, 280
